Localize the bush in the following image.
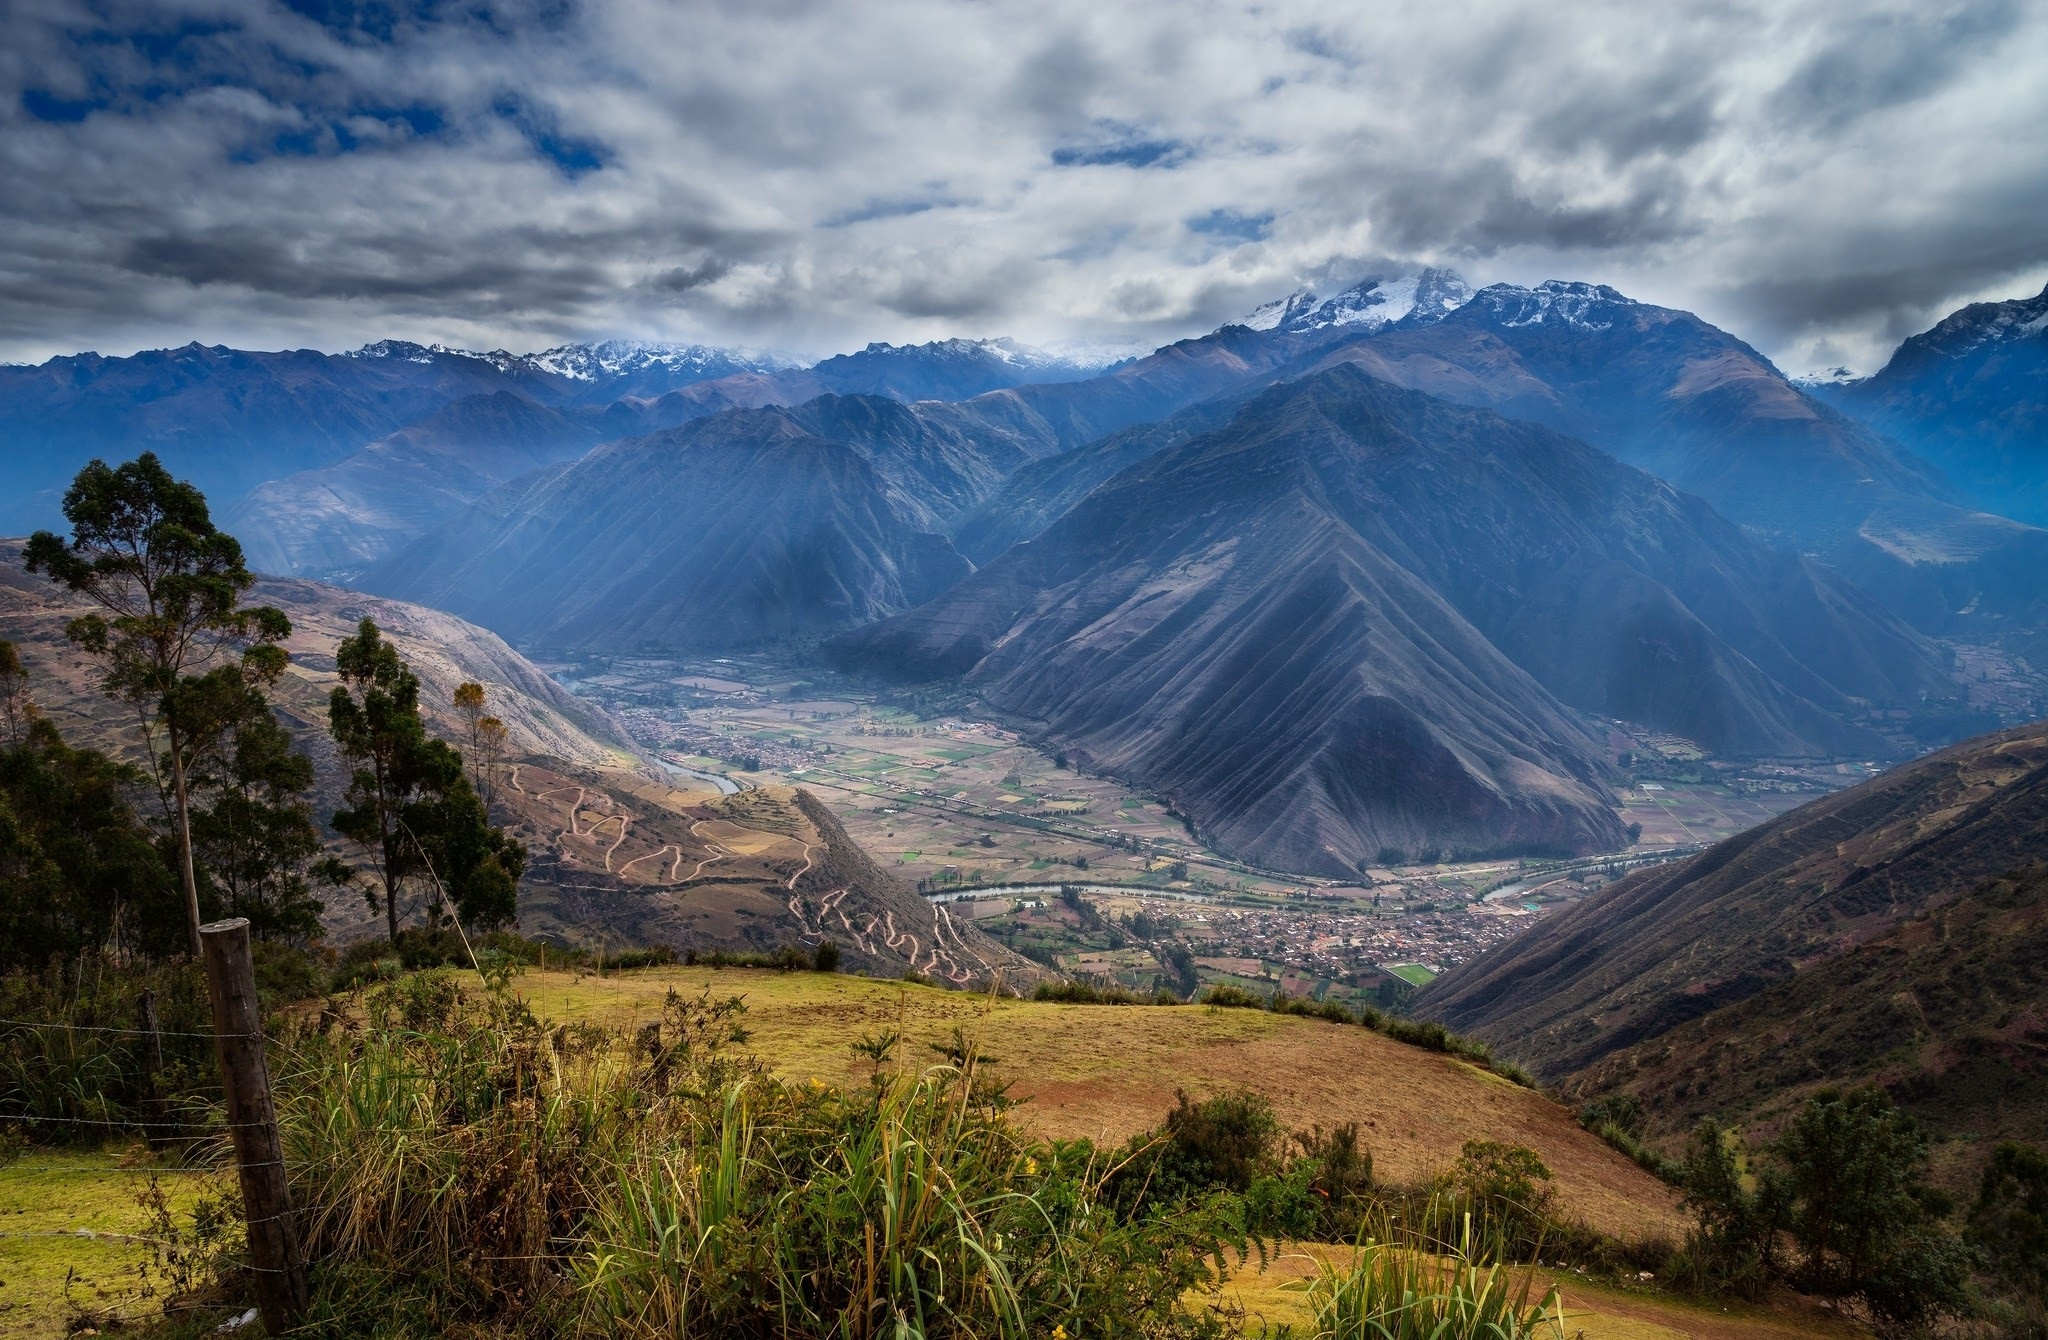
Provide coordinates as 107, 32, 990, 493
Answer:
1973, 1142, 2048, 1304
1110, 1089, 1281, 1216
1197, 984, 1265, 1010
0, 955, 217, 1141
1310, 1202, 1567, 1340
1033, 979, 1180, 1005
811, 939, 841, 972
1446, 1140, 1556, 1257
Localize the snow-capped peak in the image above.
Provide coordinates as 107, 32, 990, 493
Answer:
1242, 289, 1322, 332
1898, 282, 2048, 363
1236, 267, 1472, 335
1471, 280, 1635, 331
1791, 366, 1865, 389
523, 340, 791, 382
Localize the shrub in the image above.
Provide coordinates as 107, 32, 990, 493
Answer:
1309, 1204, 1567, 1340
1110, 1089, 1282, 1217
1972, 1141, 2048, 1301
1269, 995, 1358, 1026
1032, 980, 1179, 1006
1446, 1140, 1556, 1256
1197, 984, 1265, 1010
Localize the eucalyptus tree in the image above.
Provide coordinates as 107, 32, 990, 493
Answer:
25, 454, 289, 955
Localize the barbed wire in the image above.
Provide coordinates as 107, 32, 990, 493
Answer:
0, 1015, 251, 1040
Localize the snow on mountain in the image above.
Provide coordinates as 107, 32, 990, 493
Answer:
1236, 268, 1472, 335
1466, 280, 1635, 331
1792, 366, 1866, 389
522, 340, 793, 382
1893, 282, 2048, 363
345, 338, 791, 383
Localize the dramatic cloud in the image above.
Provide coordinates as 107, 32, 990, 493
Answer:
2, 0, 2044, 371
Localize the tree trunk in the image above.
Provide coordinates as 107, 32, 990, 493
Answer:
381, 813, 399, 943
168, 724, 202, 957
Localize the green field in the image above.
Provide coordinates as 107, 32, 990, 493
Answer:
1386, 962, 1438, 986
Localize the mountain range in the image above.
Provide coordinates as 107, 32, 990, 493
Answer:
6, 267, 2045, 871
0, 333, 1109, 535
831, 369, 1946, 875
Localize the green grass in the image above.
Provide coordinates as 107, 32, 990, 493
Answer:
0, 1148, 215, 1336
1386, 964, 1438, 987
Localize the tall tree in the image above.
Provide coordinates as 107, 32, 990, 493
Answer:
24, 454, 289, 955
328, 621, 525, 940
186, 662, 323, 944
452, 681, 508, 814
0, 640, 37, 748
0, 714, 180, 968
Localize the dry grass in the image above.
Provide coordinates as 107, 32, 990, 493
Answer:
506, 966, 1686, 1242
1215, 1244, 1867, 1340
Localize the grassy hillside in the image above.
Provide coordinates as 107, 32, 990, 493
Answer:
509, 964, 1683, 1241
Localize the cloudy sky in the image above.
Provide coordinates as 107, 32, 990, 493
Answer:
3, 0, 2045, 373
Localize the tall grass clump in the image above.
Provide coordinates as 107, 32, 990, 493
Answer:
1309, 1207, 1567, 1340
0, 953, 217, 1138
259, 970, 1238, 1338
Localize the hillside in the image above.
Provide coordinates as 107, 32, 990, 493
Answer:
509, 964, 1685, 1241
227, 390, 599, 578
2, 541, 1037, 976
836, 369, 1953, 873
1415, 721, 2048, 1158
360, 405, 972, 650
1827, 281, 2048, 529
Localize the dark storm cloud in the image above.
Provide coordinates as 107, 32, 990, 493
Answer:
0, 0, 2043, 370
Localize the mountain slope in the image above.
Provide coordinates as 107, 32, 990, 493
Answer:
838, 369, 1947, 871
1414, 721, 2048, 1099
1311, 281, 2048, 636
228, 391, 600, 578
359, 403, 972, 651
1828, 282, 2048, 528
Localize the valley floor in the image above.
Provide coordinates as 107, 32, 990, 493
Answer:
547, 651, 1863, 997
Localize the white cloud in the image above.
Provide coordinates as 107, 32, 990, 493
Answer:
0, 0, 2043, 370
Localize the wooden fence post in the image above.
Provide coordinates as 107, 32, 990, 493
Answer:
199, 917, 309, 1331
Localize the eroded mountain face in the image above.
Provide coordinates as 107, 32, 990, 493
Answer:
832, 368, 1952, 875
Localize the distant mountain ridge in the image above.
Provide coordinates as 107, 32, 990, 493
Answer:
0, 333, 1112, 534
1292, 280, 2048, 639
359, 399, 975, 650
831, 368, 1951, 874
226, 390, 601, 579
1821, 282, 2048, 529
